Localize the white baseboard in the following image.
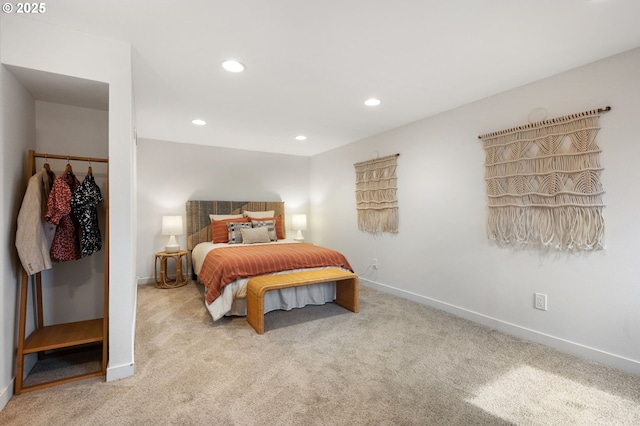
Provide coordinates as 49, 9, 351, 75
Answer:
137, 271, 193, 285
106, 362, 135, 382
137, 276, 154, 285
0, 378, 14, 412
360, 278, 640, 376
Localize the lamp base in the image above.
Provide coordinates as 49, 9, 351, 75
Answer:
165, 245, 179, 253
165, 235, 180, 253
293, 230, 304, 242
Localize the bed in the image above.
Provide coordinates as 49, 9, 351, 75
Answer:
186, 200, 355, 321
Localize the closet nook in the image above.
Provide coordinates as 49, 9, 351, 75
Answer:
15, 150, 109, 394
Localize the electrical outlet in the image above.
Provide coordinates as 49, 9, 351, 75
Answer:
534, 293, 548, 311
372, 258, 378, 269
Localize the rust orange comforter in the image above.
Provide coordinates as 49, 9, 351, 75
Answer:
199, 243, 353, 304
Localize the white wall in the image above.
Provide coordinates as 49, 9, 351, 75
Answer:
0, 64, 35, 412
310, 47, 640, 375
136, 138, 310, 281
1, 15, 136, 383
35, 101, 108, 324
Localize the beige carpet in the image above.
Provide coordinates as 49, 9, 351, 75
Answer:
1, 282, 640, 425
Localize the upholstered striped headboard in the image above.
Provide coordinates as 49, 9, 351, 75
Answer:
185, 200, 286, 250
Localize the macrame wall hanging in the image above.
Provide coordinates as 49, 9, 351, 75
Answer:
354, 153, 399, 234
478, 107, 610, 250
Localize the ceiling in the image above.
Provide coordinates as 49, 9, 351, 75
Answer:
6, 64, 109, 111
7, 0, 640, 156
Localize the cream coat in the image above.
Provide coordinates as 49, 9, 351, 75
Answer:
16, 168, 57, 275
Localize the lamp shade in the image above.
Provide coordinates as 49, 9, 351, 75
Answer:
292, 214, 307, 242
161, 216, 183, 236
161, 216, 183, 253
292, 214, 307, 231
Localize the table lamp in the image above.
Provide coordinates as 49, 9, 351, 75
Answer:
292, 214, 307, 242
162, 215, 183, 253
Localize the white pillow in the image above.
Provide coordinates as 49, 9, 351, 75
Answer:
209, 214, 244, 222
243, 210, 274, 219
241, 226, 271, 244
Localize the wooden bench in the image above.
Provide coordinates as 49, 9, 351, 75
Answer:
246, 268, 359, 334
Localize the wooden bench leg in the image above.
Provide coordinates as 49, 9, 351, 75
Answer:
335, 277, 359, 313
246, 288, 265, 334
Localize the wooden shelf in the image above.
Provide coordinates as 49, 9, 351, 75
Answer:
23, 319, 104, 354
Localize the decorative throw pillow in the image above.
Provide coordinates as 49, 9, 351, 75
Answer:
211, 217, 250, 243
243, 210, 274, 219
241, 226, 271, 244
249, 216, 285, 239
251, 219, 277, 241
227, 221, 253, 244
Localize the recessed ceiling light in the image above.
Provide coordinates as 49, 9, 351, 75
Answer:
221, 60, 245, 73
364, 98, 381, 106
192, 119, 206, 126
295, 135, 307, 141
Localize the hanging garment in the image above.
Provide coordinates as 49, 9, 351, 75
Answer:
16, 167, 57, 274
71, 174, 103, 257
45, 171, 81, 261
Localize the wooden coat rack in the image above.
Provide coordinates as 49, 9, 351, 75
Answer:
15, 150, 109, 394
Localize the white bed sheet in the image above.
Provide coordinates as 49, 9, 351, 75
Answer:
192, 241, 340, 321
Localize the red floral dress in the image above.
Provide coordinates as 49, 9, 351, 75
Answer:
45, 171, 81, 261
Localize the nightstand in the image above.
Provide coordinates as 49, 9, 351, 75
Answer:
154, 250, 188, 289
